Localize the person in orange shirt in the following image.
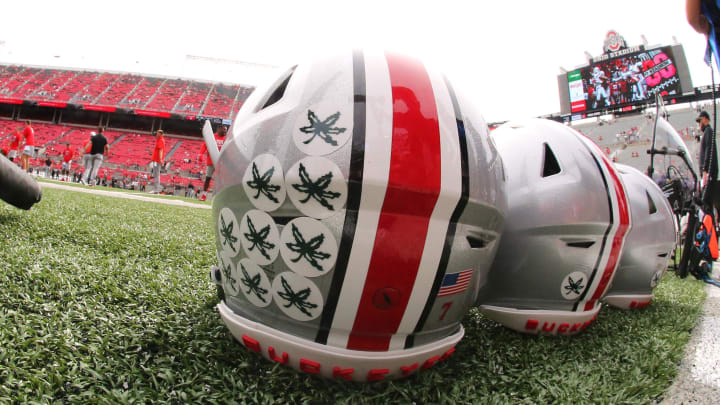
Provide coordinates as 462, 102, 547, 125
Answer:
21, 120, 35, 172
149, 129, 166, 193
197, 125, 226, 200
8, 127, 22, 162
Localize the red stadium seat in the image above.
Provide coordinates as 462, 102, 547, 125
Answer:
201, 83, 240, 118
146, 79, 189, 112
0, 64, 253, 120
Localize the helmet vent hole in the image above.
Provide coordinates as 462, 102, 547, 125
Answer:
658, 252, 669, 257
566, 241, 595, 248
260, 68, 295, 110
542, 143, 561, 177
466, 236, 487, 249
646, 190, 657, 214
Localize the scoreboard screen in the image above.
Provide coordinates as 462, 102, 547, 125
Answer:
561, 44, 692, 115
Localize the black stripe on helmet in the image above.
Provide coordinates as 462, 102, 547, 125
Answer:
315, 49, 367, 344
405, 75, 470, 349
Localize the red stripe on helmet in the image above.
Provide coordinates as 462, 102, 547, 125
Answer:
346, 53, 441, 351
584, 156, 631, 311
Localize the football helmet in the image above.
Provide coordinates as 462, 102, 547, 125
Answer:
477, 119, 631, 335
208, 50, 506, 381
603, 164, 676, 309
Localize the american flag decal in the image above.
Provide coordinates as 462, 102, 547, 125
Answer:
437, 269, 473, 297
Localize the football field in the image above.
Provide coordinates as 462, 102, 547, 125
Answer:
0, 185, 706, 404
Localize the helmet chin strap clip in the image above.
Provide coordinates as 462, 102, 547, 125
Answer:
202, 120, 220, 165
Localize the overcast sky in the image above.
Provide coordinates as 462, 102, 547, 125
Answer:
0, 0, 711, 123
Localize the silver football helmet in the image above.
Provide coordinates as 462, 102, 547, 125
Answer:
603, 164, 676, 309
477, 118, 631, 335
208, 50, 506, 381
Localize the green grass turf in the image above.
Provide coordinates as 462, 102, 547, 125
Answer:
0, 188, 707, 404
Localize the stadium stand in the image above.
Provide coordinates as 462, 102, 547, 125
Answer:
174, 81, 212, 115
0, 62, 255, 195
0, 64, 253, 119
54, 71, 97, 102
146, 78, 188, 112
0, 65, 19, 87
202, 83, 239, 118
574, 115, 653, 148
573, 105, 703, 174
119, 77, 164, 108
104, 132, 178, 167
95, 74, 143, 106
55, 127, 120, 156
31, 70, 77, 101
0, 120, 19, 143
1, 67, 38, 96
14, 68, 54, 100
33, 123, 72, 151
71, 72, 122, 104
166, 137, 204, 173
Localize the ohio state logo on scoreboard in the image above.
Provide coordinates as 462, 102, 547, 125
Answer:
603, 30, 627, 54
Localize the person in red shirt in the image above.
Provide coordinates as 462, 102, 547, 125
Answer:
61, 143, 75, 181
8, 127, 22, 162
121, 168, 130, 189
21, 120, 35, 172
149, 129, 166, 193
197, 125, 226, 200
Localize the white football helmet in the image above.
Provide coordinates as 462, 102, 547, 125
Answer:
208, 50, 506, 381
478, 119, 631, 335
603, 164, 676, 309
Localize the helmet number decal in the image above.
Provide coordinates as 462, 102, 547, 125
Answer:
439, 301, 453, 321
561, 271, 588, 300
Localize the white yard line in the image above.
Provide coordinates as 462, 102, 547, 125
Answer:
691, 286, 720, 388
40, 182, 211, 210
661, 265, 720, 404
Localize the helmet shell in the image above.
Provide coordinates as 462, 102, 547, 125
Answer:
478, 119, 631, 335
603, 164, 676, 309
211, 49, 506, 380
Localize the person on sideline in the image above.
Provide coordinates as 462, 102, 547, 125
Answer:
197, 125, 226, 201
81, 127, 109, 186
21, 121, 35, 172
149, 130, 166, 193
61, 143, 75, 181
7, 127, 22, 163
